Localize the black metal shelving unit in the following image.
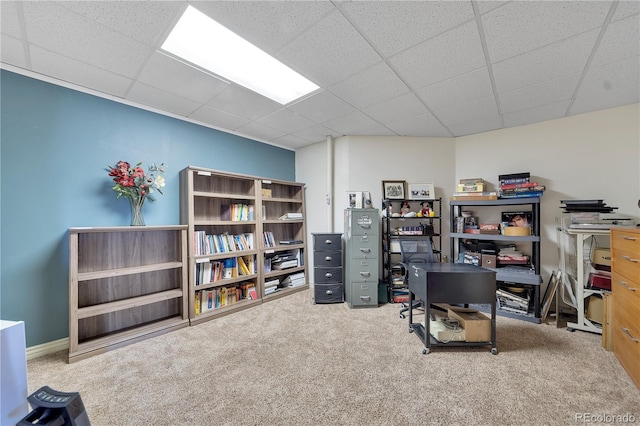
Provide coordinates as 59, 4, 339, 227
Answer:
449, 197, 542, 323
381, 197, 442, 304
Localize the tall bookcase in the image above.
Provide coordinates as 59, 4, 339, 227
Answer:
180, 166, 307, 324
68, 226, 189, 363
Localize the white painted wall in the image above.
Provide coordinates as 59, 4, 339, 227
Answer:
297, 103, 640, 291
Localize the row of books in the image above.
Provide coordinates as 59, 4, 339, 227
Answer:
499, 172, 545, 198
194, 281, 258, 315
194, 255, 256, 286
263, 231, 276, 248
194, 231, 254, 255
220, 203, 255, 221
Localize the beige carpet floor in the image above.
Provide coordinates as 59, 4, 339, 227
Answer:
27, 289, 639, 426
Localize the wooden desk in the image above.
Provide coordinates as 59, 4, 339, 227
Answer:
407, 263, 497, 354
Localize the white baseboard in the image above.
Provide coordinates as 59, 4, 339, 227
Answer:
26, 338, 68, 360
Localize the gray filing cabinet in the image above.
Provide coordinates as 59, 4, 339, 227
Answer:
344, 208, 379, 308
312, 233, 343, 303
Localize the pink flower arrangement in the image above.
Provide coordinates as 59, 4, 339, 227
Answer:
106, 161, 165, 203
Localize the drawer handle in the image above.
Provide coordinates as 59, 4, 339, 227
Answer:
324, 239, 333, 244
324, 256, 333, 261
360, 272, 371, 277
622, 236, 638, 241
360, 296, 371, 301
324, 272, 333, 278
622, 256, 639, 263
621, 327, 639, 343
360, 248, 371, 253
619, 281, 637, 292
325, 290, 333, 295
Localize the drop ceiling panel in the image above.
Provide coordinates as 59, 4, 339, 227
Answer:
613, 1, 640, 22
192, 1, 334, 55
590, 15, 640, 68
434, 96, 499, 127
206, 85, 281, 121
503, 100, 570, 128
416, 67, 494, 112
339, 1, 474, 57
256, 108, 316, 134
492, 29, 600, 93
189, 105, 250, 132
30, 45, 132, 97
137, 52, 229, 104
1, 1, 22, 38
570, 55, 640, 116
276, 10, 381, 87
55, 1, 183, 45
330, 62, 410, 109
323, 110, 394, 136
498, 74, 581, 114
22, 1, 152, 78
235, 121, 287, 142
127, 82, 200, 116
363, 92, 429, 124
1, 35, 27, 68
290, 124, 341, 144
287, 90, 355, 123
384, 113, 451, 138
389, 20, 486, 90
482, 1, 612, 63
447, 113, 502, 137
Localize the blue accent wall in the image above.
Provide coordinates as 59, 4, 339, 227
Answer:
0, 70, 296, 347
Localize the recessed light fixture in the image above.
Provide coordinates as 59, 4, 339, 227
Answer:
161, 5, 319, 105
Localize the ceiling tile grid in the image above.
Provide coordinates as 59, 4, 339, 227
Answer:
1, 0, 638, 150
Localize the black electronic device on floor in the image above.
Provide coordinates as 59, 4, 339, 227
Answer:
17, 386, 90, 426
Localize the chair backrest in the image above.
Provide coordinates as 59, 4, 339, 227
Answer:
399, 238, 435, 264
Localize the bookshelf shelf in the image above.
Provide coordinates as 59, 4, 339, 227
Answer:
181, 166, 308, 322
68, 226, 189, 363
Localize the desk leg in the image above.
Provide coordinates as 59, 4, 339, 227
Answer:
491, 301, 498, 355
408, 290, 414, 332
423, 304, 430, 354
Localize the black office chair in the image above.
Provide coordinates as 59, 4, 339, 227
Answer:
398, 238, 436, 319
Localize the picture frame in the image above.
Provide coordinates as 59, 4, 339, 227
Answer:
407, 183, 435, 200
382, 180, 406, 200
347, 191, 363, 208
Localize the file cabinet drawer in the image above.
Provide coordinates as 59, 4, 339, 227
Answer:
349, 282, 378, 307
313, 234, 342, 251
314, 283, 344, 304
313, 251, 342, 267
314, 267, 343, 284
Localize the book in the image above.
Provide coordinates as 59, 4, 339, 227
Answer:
279, 240, 303, 245
279, 212, 303, 220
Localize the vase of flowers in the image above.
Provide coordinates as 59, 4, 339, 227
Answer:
106, 161, 165, 226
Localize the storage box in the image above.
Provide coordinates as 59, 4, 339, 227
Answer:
588, 272, 611, 291
590, 248, 611, 271
447, 307, 491, 342
586, 295, 604, 324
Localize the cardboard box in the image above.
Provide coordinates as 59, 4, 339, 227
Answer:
481, 254, 497, 268
586, 295, 604, 324
447, 307, 491, 342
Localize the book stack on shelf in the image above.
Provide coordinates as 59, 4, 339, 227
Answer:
451, 178, 498, 200
499, 172, 545, 198
282, 272, 305, 288
264, 278, 280, 295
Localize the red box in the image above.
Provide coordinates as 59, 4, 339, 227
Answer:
589, 272, 611, 291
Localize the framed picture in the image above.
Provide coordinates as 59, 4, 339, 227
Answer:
382, 180, 406, 200
347, 191, 363, 208
407, 183, 435, 200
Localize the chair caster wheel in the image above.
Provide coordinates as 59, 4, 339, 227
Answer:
422, 348, 429, 355
491, 348, 498, 355
399, 314, 405, 319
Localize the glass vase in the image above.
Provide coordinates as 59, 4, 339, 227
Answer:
129, 198, 145, 226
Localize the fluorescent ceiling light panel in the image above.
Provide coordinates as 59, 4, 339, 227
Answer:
162, 6, 319, 105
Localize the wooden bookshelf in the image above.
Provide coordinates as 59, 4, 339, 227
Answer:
180, 167, 308, 324
68, 226, 189, 363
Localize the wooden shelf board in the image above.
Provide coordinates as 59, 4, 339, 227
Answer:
69, 317, 188, 362
78, 261, 184, 281
189, 298, 262, 325
77, 289, 184, 319
193, 274, 258, 290
193, 191, 256, 200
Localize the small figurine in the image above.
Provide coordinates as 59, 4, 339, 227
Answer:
418, 201, 432, 218
400, 202, 411, 217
